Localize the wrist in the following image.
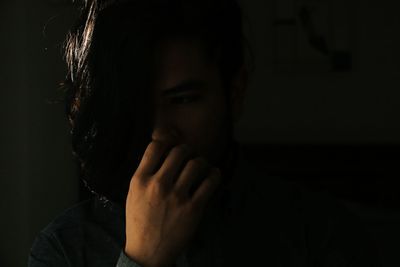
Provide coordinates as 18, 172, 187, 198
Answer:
124, 244, 171, 267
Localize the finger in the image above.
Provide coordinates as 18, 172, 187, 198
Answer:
135, 141, 171, 177
137, 126, 180, 176
191, 168, 221, 208
174, 157, 210, 199
155, 144, 195, 191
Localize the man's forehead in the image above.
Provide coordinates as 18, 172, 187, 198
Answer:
155, 38, 209, 69
153, 38, 218, 92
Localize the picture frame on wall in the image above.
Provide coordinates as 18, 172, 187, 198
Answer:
273, 0, 355, 73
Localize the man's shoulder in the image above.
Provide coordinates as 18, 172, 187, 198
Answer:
30, 198, 126, 266
40, 197, 124, 240
41, 198, 94, 234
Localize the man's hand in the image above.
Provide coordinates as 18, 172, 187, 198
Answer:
124, 137, 221, 267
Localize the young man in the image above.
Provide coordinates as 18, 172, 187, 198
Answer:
29, 0, 380, 266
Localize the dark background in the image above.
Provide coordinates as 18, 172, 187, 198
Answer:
1, 0, 399, 266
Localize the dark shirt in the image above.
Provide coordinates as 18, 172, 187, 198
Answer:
28, 143, 381, 266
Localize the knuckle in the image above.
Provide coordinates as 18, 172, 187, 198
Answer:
170, 144, 189, 157
146, 141, 162, 155
156, 169, 169, 181
150, 177, 166, 196
171, 189, 186, 205
130, 173, 143, 187
188, 157, 206, 168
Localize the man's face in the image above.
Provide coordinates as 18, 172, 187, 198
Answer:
151, 38, 240, 167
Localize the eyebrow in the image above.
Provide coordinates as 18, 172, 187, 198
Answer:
161, 80, 207, 97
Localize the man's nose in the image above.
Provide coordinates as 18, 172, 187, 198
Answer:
151, 126, 181, 147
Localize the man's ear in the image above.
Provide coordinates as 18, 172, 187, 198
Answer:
229, 66, 248, 123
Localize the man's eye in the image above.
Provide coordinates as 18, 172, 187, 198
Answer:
169, 95, 199, 104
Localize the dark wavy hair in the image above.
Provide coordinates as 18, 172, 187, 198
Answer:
63, 0, 246, 206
